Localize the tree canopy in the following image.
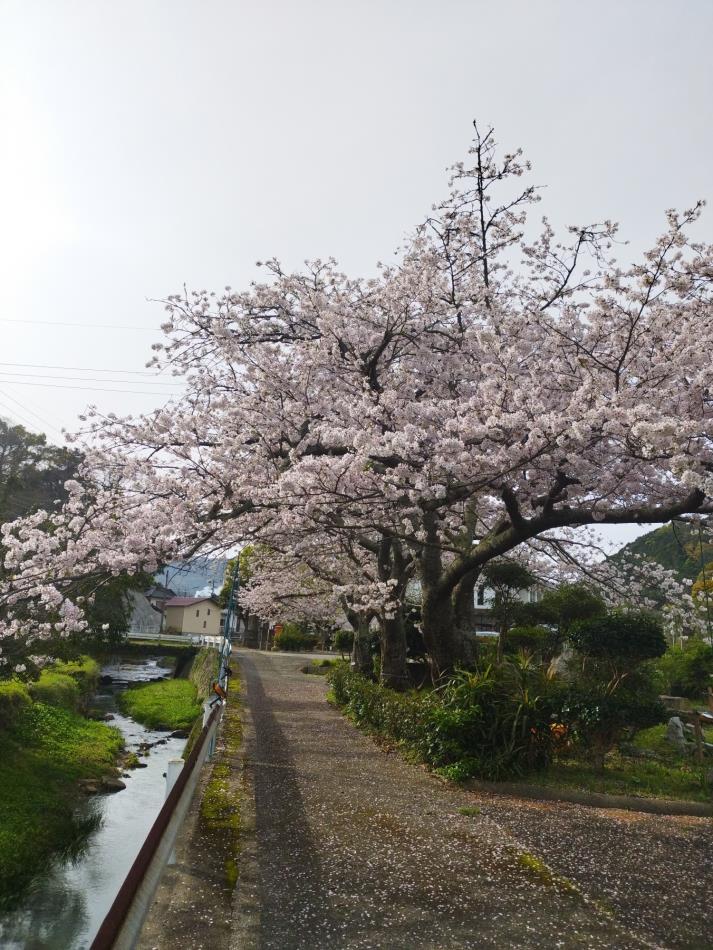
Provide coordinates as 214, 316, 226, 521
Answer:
2, 123, 713, 681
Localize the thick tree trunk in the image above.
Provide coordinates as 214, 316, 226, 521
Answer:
452, 569, 480, 668
421, 587, 457, 681
419, 512, 458, 681
379, 613, 409, 690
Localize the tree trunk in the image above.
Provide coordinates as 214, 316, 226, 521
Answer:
244, 611, 259, 649
379, 613, 409, 691
350, 616, 374, 676
419, 512, 458, 681
453, 568, 480, 668
421, 586, 457, 681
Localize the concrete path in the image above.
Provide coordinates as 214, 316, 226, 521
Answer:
230, 651, 675, 950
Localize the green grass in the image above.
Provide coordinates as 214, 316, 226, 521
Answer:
540, 752, 710, 803
537, 722, 713, 803
302, 658, 336, 675
27, 656, 100, 711
458, 805, 481, 816
117, 678, 202, 730
515, 850, 580, 895
0, 701, 123, 906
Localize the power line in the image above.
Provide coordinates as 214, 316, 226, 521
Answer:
0, 361, 178, 377
0, 380, 180, 395
0, 318, 160, 331
0, 371, 180, 387
0, 387, 65, 438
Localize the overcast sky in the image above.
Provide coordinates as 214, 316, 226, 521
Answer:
1, 0, 712, 549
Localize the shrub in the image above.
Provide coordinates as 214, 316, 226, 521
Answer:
29, 672, 81, 710
569, 611, 666, 667
273, 623, 318, 652
329, 656, 557, 781
333, 629, 354, 658
654, 640, 713, 698
505, 625, 550, 655
557, 673, 665, 770
0, 681, 31, 729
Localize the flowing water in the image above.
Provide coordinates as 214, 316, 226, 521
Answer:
0, 657, 188, 950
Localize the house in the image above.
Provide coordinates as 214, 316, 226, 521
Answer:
473, 583, 543, 634
163, 596, 222, 636
145, 584, 177, 610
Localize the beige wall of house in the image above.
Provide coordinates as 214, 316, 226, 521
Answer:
164, 601, 221, 636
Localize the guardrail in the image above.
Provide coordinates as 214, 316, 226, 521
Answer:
125, 631, 224, 648
90, 702, 223, 950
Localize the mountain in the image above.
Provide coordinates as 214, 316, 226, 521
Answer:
154, 558, 228, 597
612, 522, 710, 584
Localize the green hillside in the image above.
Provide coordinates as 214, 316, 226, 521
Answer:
612, 522, 710, 584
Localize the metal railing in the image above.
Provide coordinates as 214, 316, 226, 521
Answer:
90, 703, 223, 950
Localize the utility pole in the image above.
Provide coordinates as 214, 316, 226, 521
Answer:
216, 558, 240, 691
697, 520, 712, 648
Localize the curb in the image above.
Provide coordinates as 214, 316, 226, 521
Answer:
463, 777, 713, 817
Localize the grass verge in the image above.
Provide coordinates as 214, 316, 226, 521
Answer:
0, 692, 123, 907
199, 659, 242, 890
540, 752, 710, 803
117, 679, 202, 731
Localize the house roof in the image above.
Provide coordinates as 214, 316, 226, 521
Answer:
145, 584, 176, 599
164, 596, 220, 608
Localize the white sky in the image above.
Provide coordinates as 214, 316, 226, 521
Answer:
1, 0, 712, 550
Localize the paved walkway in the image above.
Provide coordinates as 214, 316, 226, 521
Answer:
229, 651, 711, 949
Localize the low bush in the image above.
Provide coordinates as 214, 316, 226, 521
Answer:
273, 623, 318, 652
654, 640, 713, 699
557, 676, 665, 770
329, 656, 557, 781
505, 625, 550, 656
333, 629, 354, 658
0, 680, 31, 729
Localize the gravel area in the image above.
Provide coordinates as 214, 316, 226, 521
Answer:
230, 652, 663, 949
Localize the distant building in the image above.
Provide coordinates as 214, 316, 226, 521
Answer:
145, 584, 177, 610
126, 590, 163, 636
163, 596, 222, 636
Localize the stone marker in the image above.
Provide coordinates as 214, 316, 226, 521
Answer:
665, 716, 687, 753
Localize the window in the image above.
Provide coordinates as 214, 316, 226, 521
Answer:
476, 586, 485, 606
196, 609, 200, 617
203, 620, 207, 629
207, 609, 211, 616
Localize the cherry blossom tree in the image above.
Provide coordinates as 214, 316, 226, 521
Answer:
2, 122, 713, 682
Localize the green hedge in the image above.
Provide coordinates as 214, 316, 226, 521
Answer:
329, 659, 555, 781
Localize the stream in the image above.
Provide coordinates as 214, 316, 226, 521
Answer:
0, 657, 188, 950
